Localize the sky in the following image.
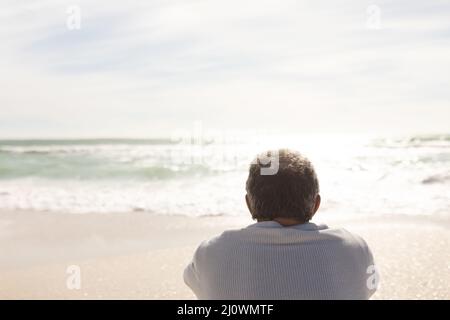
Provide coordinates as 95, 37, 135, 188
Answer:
0, 0, 449, 138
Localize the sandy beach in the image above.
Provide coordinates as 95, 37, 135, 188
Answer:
0, 210, 448, 300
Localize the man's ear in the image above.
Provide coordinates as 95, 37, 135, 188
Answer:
310, 194, 321, 219
245, 194, 254, 216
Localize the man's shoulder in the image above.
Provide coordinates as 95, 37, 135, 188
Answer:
323, 227, 373, 265
198, 227, 247, 248
337, 228, 369, 247
321, 226, 369, 247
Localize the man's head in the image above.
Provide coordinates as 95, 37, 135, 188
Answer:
245, 149, 320, 224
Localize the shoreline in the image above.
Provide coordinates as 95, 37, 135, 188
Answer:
0, 210, 448, 299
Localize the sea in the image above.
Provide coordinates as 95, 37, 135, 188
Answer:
0, 134, 448, 218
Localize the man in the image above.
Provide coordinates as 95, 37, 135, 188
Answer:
184, 149, 377, 299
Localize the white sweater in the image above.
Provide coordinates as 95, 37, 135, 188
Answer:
184, 221, 376, 299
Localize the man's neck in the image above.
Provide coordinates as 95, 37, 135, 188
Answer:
263, 217, 307, 227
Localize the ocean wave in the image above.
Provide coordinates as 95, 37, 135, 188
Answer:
0, 141, 253, 180
0, 162, 221, 180
421, 173, 450, 184
372, 134, 450, 148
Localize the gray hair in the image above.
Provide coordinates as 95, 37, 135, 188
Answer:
246, 149, 320, 222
